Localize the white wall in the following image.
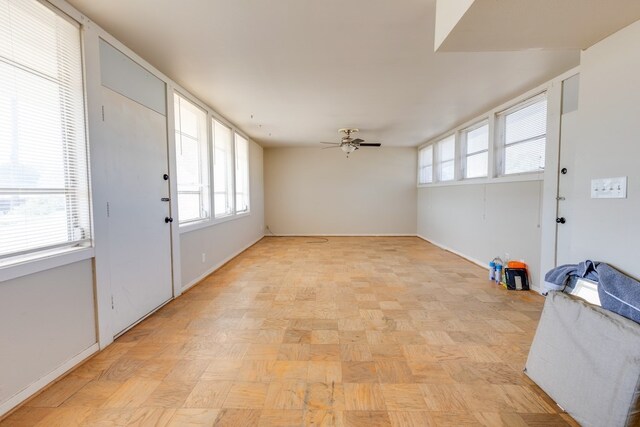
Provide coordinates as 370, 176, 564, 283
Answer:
559, 20, 640, 279
264, 147, 417, 236
418, 181, 543, 289
0, 261, 96, 411
180, 141, 265, 289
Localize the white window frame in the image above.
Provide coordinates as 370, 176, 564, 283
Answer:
0, 0, 94, 277
461, 119, 489, 180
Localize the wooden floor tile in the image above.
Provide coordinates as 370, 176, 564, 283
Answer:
306, 382, 345, 411
308, 361, 342, 383
258, 409, 304, 427
166, 408, 219, 426
126, 407, 176, 426
263, 381, 306, 410
223, 382, 268, 409
343, 410, 392, 427
343, 383, 386, 410
387, 411, 433, 427
182, 381, 232, 409
380, 384, 428, 411
101, 379, 161, 409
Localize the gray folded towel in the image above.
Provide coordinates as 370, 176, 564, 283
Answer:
597, 264, 640, 324
543, 260, 600, 293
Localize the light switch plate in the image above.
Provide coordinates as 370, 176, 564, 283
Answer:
591, 176, 627, 199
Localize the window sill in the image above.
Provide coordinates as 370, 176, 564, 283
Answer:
0, 246, 95, 283
418, 172, 543, 188
178, 218, 213, 234
179, 211, 252, 235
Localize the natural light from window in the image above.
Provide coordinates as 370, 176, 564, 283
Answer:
436, 135, 455, 181
463, 122, 489, 179
418, 145, 433, 184
0, 0, 91, 261
174, 94, 209, 224
501, 95, 547, 175
234, 133, 249, 214
213, 119, 234, 218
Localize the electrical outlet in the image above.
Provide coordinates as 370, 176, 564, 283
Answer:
201, 253, 206, 263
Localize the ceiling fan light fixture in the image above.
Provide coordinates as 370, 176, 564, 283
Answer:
341, 144, 356, 154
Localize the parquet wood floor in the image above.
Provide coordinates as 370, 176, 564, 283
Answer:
1, 237, 578, 426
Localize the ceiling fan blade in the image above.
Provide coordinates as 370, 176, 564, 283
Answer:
320, 141, 340, 145
351, 138, 364, 144
359, 143, 381, 147
321, 145, 341, 149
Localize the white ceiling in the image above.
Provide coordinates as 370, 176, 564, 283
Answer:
67, 0, 580, 147
437, 0, 640, 52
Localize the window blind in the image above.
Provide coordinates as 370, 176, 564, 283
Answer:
213, 119, 233, 218
418, 145, 433, 184
174, 93, 209, 224
0, 0, 91, 260
436, 135, 455, 181
500, 94, 547, 175
463, 122, 488, 179
234, 133, 249, 213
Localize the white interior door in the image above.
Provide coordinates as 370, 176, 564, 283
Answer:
101, 86, 173, 336
555, 75, 580, 266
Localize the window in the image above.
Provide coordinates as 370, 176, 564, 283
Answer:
234, 133, 250, 213
499, 94, 547, 175
213, 119, 233, 218
174, 94, 209, 224
462, 121, 489, 179
418, 145, 433, 184
436, 135, 455, 181
0, 0, 91, 262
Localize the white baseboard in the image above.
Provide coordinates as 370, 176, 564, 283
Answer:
266, 233, 417, 237
182, 235, 265, 292
416, 234, 489, 270
0, 343, 99, 418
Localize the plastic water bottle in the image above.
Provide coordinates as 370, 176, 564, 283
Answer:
490, 257, 502, 283
495, 264, 503, 285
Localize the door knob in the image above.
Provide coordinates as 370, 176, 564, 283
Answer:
556, 217, 566, 224
165, 217, 173, 223
561, 168, 568, 175
163, 174, 169, 180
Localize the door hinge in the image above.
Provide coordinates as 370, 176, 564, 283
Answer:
111, 296, 114, 310
101, 105, 105, 121
106, 202, 110, 217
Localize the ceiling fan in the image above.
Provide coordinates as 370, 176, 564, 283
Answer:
320, 128, 381, 156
